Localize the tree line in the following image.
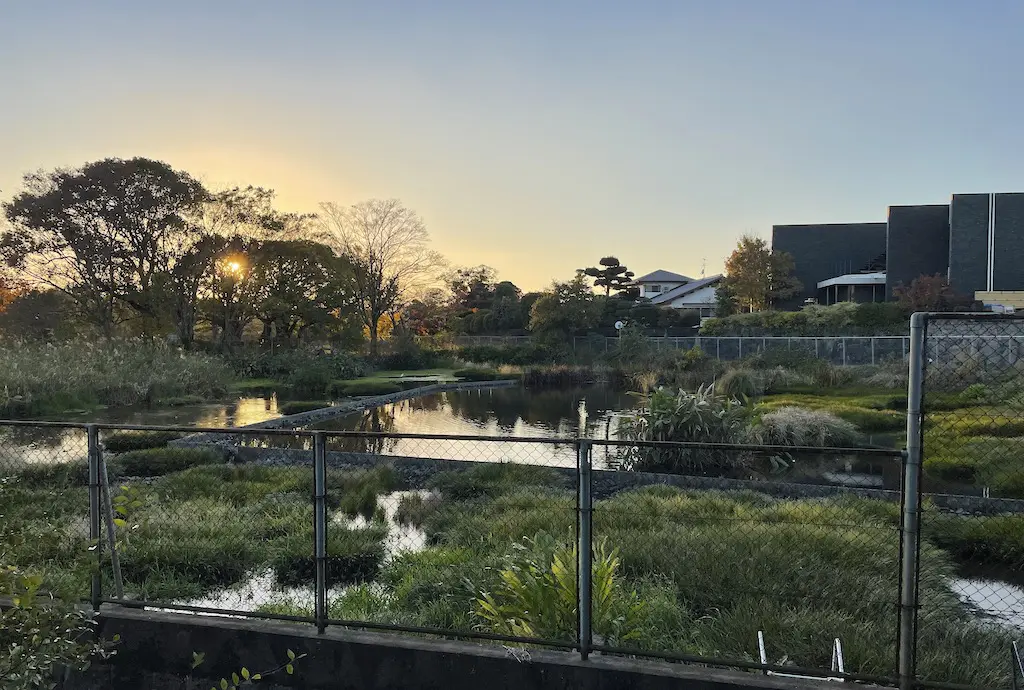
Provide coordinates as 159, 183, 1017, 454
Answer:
0, 157, 441, 355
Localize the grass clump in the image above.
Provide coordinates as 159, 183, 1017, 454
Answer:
109, 447, 227, 478
748, 407, 861, 447
395, 493, 441, 527
273, 525, 386, 586
278, 400, 332, 415
716, 369, 761, 400
427, 463, 561, 501
12, 461, 90, 488
103, 431, 183, 453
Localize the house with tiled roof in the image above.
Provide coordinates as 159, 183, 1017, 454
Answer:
632, 270, 723, 319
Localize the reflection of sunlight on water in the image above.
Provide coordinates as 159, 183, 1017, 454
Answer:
193, 397, 280, 428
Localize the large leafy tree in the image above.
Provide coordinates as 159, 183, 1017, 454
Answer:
721, 235, 801, 312
447, 265, 498, 311
529, 272, 603, 339
1, 157, 207, 336
317, 199, 444, 356
893, 274, 971, 312
583, 256, 635, 296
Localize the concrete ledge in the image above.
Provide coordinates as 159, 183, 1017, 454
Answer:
75, 606, 840, 690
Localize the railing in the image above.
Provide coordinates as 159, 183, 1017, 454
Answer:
3, 414, 1017, 689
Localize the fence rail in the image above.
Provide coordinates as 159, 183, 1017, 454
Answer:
4, 313, 1024, 689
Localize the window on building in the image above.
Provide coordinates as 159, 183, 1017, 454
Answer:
647, 284, 662, 294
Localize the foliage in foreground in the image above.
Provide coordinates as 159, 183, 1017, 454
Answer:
0, 564, 115, 689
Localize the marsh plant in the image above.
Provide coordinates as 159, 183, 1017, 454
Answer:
618, 385, 750, 474
747, 407, 862, 448
474, 531, 643, 644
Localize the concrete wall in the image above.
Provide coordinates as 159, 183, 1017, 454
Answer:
73, 606, 835, 690
992, 192, 1024, 291
771, 223, 887, 309
949, 194, 990, 296
885, 204, 950, 299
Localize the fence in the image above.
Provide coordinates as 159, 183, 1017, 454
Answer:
2, 316, 1024, 689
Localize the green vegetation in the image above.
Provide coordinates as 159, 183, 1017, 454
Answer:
278, 400, 332, 415
747, 407, 861, 447
108, 447, 227, 478
330, 380, 404, 397
395, 493, 441, 527
0, 340, 234, 417
103, 430, 183, 453
701, 302, 909, 337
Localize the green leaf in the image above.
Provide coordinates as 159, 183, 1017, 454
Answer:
113, 518, 127, 528
287, 648, 295, 660
220, 679, 229, 690
241, 668, 250, 680
191, 651, 206, 669
251, 674, 262, 681
286, 664, 294, 675
232, 672, 240, 685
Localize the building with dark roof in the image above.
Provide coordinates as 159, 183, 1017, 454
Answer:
771, 192, 1024, 310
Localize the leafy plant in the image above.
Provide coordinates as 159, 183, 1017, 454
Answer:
715, 369, 761, 400
473, 531, 643, 644
747, 406, 862, 447
189, 647, 306, 690
618, 385, 750, 473
0, 565, 116, 689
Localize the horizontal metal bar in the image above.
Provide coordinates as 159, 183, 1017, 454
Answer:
315, 430, 582, 444
0, 419, 90, 428
590, 644, 896, 685
92, 423, 318, 436
919, 311, 1024, 321
324, 617, 577, 649
100, 598, 314, 623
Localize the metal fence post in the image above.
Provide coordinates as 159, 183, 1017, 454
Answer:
577, 439, 593, 661
899, 313, 927, 690
871, 337, 876, 365
314, 432, 328, 634
87, 424, 102, 611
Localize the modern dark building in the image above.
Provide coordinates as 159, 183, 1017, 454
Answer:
771, 192, 1024, 310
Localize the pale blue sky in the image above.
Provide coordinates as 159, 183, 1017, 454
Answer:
2, 1, 1022, 289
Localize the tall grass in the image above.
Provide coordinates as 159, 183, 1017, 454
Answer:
0, 340, 235, 416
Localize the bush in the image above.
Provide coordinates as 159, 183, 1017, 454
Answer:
748, 407, 862, 447
700, 302, 908, 337
13, 460, 90, 488
330, 380, 404, 397
102, 431, 183, 453
109, 447, 227, 477
457, 343, 557, 366
757, 366, 813, 394
278, 400, 332, 415
618, 385, 751, 473
716, 369, 761, 400
229, 348, 368, 382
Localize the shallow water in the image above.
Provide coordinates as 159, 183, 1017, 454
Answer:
951, 566, 1024, 629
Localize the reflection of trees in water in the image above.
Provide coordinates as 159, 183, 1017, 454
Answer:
328, 406, 398, 455
407, 394, 443, 413
0, 426, 76, 450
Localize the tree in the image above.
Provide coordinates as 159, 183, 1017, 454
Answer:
894, 274, 969, 312
447, 265, 498, 311
317, 199, 444, 356
583, 257, 635, 296
529, 272, 603, 339
2, 158, 207, 336
721, 235, 802, 312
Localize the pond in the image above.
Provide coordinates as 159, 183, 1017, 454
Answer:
0, 397, 282, 466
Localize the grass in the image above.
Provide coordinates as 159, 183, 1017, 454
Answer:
230, 378, 283, 395
758, 392, 906, 433
427, 463, 563, 501
108, 447, 227, 478
102, 431, 183, 453
278, 400, 332, 415
272, 524, 387, 587
330, 380, 405, 397
395, 493, 441, 527
0, 339, 234, 417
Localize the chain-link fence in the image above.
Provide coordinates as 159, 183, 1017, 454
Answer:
915, 314, 1024, 690
1, 370, 1019, 689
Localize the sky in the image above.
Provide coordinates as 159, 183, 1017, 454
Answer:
2, 1, 1024, 291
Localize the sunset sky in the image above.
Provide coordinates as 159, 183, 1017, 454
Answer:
3, 1, 1024, 290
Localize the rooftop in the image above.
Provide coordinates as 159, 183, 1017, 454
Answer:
633, 269, 692, 284
650, 274, 723, 304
